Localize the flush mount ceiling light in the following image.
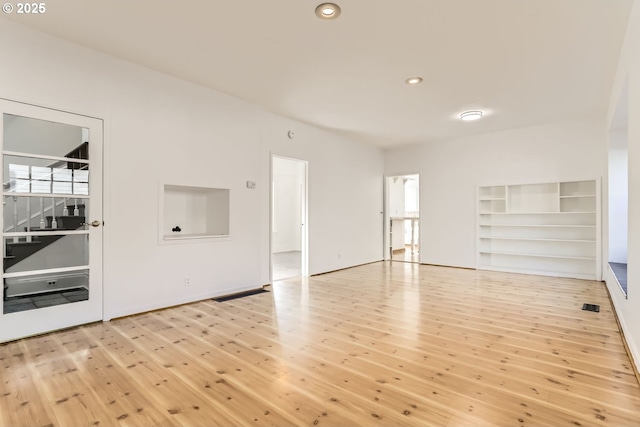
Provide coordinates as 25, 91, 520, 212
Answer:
315, 3, 341, 19
405, 76, 423, 85
460, 110, 484, 121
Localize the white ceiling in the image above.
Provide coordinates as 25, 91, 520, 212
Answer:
3, 0, 633, 147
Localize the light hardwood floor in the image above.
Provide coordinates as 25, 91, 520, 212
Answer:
1, 262, 639, 426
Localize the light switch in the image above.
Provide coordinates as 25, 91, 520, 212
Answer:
246, 180, 256, 189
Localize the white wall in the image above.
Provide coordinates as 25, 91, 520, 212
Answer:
260, 114, 384, 278
605, 0, 640, 374
608, 130, 628, 263
385, 119, 606, 268
0, 19, 384, 321
272, 157, 303, 253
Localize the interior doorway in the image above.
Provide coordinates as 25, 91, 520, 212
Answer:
385, 174, 420, 263
271, 156, 308, 281
608, 77, 628, 297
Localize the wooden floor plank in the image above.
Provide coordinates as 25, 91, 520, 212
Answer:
178, 303, 456, 426
17, 333, 125, 426
266, 283, 635, 384
1, 262, 639, 426
228, 292, 640, 417
0, 339, 59, 427
51, 327, 177, 426
110, 313, 361, 426
196, 287, 639, 426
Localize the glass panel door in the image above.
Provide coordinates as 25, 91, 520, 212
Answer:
0, 99, 102, 342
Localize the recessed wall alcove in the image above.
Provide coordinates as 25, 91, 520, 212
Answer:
159, 184, 230, 242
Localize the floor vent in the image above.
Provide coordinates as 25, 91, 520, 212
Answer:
582, 303, 600, 313
213, 289, 269, 302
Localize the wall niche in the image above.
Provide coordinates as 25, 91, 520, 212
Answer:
160, 184, 230, 241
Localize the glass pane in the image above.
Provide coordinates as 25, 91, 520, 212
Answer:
4, 234, 89, 274
2, 111, 94, 320
9, 164, 29, 179
3, 114, 88, 160
3, 195, 89, 233
3, 269, 89, 314
3, 155, 89, 195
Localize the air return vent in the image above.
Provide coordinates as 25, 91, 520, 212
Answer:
582, 303, 600, 312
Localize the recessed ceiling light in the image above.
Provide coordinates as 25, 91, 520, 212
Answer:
460, 110, 484, 121
405, 77, 423, 85
315, 3, 341, 19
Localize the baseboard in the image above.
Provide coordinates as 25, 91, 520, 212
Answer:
604, 266, 640, 387
104, 284, 263, 321
311, 260, 384, 277
420, 262, 476, 271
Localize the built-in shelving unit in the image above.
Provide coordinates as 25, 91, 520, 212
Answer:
160, 184, 230, 242
477, 180, 600, 280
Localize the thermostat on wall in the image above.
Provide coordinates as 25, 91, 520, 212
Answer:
246, 180, 256, 189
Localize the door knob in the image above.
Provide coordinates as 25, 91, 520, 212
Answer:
91, 220, 101, 227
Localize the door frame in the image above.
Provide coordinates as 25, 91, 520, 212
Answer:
270, 154, 308, 282
384, 173, 420, 263
0, 98, 103, 342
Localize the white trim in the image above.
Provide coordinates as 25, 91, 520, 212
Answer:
383, 172, 421, 263
157, 180, 232, 245
103, 284, 260, 322
163, 234, 230, 241
479, 212, 596, 215
479, 236, 596, 243
477, 265, 597, 281
479, 224, 596, 228
478, 251, 595, 261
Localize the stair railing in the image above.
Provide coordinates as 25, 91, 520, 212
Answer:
2, 141, 88, 235
3, 196, 68, 233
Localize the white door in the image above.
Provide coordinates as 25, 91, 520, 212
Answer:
0, 99, 103, 342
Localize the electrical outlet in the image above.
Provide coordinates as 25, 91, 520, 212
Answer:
47, 280, 57, 287
184, 277, 191, 287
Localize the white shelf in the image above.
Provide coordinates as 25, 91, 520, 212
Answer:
479, 224, 595, 228
477, 179, 600, 280
479, 185, 506, 199
479, 211, 595, 215
479, 250, 595, 261
163, 233, 229, 241
479, 236, 595, 243
476, 265, 597, 281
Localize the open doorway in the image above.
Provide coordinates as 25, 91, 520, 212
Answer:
385, 174, 420, 263
271, 156, 308, 281
608, 77, 628, 297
